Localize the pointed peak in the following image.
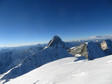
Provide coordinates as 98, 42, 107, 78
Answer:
47, 35, 65, 47
53, 35, 60, 38
52, 35, 62, 41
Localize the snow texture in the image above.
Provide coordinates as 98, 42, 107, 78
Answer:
6, 55, 112, 84
0, 36, 112, 84
0, 35, 73, 83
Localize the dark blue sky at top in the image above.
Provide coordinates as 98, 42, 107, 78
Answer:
0, 0, 112, 46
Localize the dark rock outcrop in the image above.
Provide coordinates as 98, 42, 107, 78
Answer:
47, 35, 65, 48
68, 42, 105, 60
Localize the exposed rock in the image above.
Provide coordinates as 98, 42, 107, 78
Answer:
68, 42, 105, 60
47, 35, 65, 48
1, 35, 72, 81
101, 39, 112, 55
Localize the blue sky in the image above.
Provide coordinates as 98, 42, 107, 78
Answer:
0, 0, 112, 46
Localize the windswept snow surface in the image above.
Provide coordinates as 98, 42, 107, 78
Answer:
0, 35, 73, 82
6, 55, 112, 84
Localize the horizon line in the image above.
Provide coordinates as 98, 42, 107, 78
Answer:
0, 35, 112, 48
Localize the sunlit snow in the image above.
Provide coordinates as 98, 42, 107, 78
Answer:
6, 55, 112, 84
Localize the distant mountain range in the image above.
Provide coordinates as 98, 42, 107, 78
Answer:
0, 35, 112, 83
89, 35, 112, 39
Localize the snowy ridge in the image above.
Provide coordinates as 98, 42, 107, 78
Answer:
0, 35, 112, 84
6, 55, 112, 84
68, 42, 105, 60
0, 46, 43, 74
0, 36, 73, 83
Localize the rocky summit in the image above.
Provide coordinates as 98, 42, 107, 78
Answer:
47, 35, 65, 48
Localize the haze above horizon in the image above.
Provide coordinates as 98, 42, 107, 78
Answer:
0, 0, 112, 46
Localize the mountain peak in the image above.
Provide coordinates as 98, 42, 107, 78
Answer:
52, 35, 62, 42
53, 35, 61, 39
69, 42, 105, 60
47, 35, 65, 47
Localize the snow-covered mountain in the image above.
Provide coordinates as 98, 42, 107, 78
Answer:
0, 45, 44, 74
68, 42, 105, 60
1, 35, 112, 84
6, 55, 112, 84
0, 35, 73, 83
47, 35, 65, 48
89, 35, 112, 40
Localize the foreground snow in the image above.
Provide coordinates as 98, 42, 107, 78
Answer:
6, 55, 112, 84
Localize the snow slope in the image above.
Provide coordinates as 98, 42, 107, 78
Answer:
0, 35, 73, 83
0, 45, 43, 75
6, 55, 112, 84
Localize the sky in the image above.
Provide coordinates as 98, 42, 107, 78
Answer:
0, 0, 112, 46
